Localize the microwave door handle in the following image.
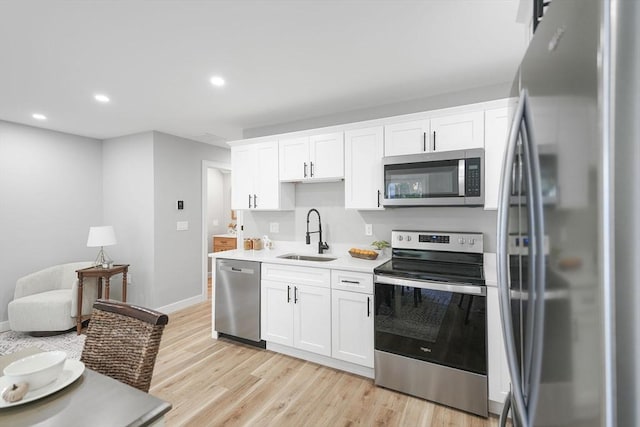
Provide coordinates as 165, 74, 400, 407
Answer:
458, 159, 466, 196
497, 89, 529, 427
522, 91, 546, 427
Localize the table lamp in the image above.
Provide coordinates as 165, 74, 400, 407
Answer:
87, 225, 117, 268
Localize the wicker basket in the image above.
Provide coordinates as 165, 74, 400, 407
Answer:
348, 248, 379, 260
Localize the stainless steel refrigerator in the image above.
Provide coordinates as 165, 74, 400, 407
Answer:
497, 1, 639, 426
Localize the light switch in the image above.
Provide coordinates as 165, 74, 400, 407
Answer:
177, 221, 189, 231
269, 222, 279, 233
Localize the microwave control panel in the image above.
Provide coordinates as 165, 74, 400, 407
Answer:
465, 158, 482, 197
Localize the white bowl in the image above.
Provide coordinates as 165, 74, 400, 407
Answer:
3, 351, 67, 390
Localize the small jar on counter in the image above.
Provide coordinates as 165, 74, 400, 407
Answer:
252, 238, 263, 250
243, 238, 253, 250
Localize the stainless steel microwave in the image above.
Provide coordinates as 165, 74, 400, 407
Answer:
382, 148, 484, 206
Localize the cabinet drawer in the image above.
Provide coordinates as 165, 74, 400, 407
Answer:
262, 263, 330, 288
331, 270, 373, 294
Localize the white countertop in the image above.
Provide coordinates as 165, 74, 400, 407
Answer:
209, 241, 389, 273
213, 233, 237, 238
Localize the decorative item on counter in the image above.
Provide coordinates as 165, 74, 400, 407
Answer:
243, 238, 253, 250
227, 222, 237, 234
348, 248, 379, 260
2, 382, 29, 403
252, 238, 263, 250
262, 235, 273, 250
371, 240, 390, 250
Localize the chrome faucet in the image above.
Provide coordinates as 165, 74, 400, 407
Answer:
306, 208, 329, 254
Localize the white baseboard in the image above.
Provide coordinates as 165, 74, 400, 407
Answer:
266, 342, 374, 379
155, 294, 205, 314
0, 320, 10, 333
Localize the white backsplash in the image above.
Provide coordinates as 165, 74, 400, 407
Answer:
241, 182, 499, 253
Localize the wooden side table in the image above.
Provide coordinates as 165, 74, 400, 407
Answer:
75, 264, 129, 334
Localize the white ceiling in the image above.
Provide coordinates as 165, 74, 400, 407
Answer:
0, 1, 527, 146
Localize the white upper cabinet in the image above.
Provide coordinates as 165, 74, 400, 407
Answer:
430, 111, 484, 152
484, 107, 510, 210
384, 119, 430, 156
384, 111, 484, 156
344, 126, 384, 210
231, 141, 294, 211
279, 132, 344, 182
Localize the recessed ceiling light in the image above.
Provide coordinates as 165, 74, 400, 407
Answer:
32, 113, 47, 120
94, 94, 110, 103
210, 76, 225, 87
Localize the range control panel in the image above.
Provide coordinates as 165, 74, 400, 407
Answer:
392, 230, 484, 254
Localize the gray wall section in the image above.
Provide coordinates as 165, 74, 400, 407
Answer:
243, 83, 511, 138
242, 182, 497, 253
152, 131, 230, 308
102, 132, 155, 306
0, 121, 102, 323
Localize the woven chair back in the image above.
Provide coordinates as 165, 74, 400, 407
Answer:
80, 299, 169, 392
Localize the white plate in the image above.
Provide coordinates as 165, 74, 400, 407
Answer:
0, 359, 85, 408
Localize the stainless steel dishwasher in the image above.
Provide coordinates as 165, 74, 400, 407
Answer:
214, 259, 264, 347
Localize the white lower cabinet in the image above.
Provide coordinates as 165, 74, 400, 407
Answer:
487, 286, 511, 407
331, 289, 374, 367
261, 264, 331, 357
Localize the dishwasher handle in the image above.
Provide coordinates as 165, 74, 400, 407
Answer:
219, 264, 255, 275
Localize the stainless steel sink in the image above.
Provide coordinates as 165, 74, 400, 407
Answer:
277, 254, 337, 262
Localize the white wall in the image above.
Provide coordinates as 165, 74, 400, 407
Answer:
0, 121, 102, 323
153, 132, 230, 308
102, 132, 155, 306
242, 182, 498, 252
244, 83, 511, 138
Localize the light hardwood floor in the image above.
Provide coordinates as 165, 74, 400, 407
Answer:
150, 297, 501, 427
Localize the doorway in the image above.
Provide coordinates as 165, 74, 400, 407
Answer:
201, 160, 234, 301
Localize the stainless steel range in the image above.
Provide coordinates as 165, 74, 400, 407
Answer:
373, 230, 487, 417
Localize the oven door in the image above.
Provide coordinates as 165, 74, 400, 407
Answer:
374, 275, 487, 375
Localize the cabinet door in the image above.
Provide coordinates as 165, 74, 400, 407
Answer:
254, 141, 281, 210
384, 119, 430, 156
261, 280, 294, 346
487, 286, 511, 405
279, 137, 308, 181
344, 127, 384, 210
293, 284, 331, 356
331, 289, 374, 367
430, 111, 484, 152
231, 144, 255, 210
484, 107, 510, 210
309, 132, 344, 180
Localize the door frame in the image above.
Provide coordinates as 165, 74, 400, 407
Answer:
201, 160, 233, 304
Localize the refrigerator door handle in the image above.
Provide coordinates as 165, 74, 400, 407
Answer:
522, 90, 547, 427
497, 89, 529, 427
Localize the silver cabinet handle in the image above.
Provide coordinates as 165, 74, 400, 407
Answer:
423, 132, 427, 151
341, 280, 361, 284
433, 131, 437, 151
248, 194, 252, 209
253, 194, 257, 208
367, 296, 371, 317
294, 286, 298, 304
310, 161, 314, 177
303, 162, 308, 178
287, 285, 291, 303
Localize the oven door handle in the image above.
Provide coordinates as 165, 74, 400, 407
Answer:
374, 275, 486, 296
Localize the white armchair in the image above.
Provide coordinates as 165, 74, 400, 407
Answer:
8, 261, 98, 333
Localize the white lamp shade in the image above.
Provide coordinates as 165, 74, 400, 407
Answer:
87, 226, 117, 247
